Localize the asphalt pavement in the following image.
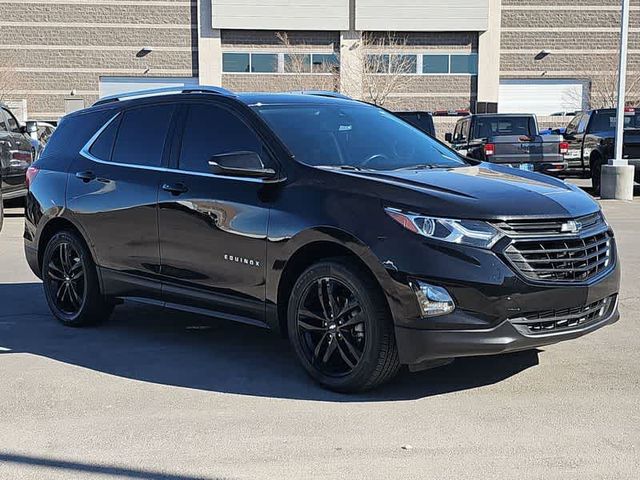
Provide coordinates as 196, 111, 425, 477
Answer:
1, 191, 639, 479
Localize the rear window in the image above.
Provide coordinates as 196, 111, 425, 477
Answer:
111, 104, 175, 167
473, 117, 534, 139
38, 109, 116, 165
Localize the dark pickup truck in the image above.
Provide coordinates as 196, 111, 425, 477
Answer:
555, 108, 640, 192
446, 114, 568, 174
394, 111, 436, 137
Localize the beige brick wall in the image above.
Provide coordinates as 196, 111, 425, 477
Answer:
0, 0, 197, 120
500, 2, 640, 109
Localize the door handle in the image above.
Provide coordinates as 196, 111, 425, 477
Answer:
162, 182, 188, 195
75, 170, 96, 182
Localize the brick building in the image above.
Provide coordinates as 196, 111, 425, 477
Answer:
0, 0, 636, 121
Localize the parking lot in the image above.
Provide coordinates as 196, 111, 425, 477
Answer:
1, 187, 639, 480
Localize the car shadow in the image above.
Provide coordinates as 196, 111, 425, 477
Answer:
0, 282, 539, 402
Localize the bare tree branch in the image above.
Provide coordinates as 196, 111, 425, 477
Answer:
565, 54, 640, 110
342, 32, 415, 107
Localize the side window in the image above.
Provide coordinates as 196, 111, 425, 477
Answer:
89, 114, 122, 161
3, 109, 20, 133
111, 104, 175, 167
179, 103, 266, 174
461, 120, 470, 141
0, 110, 7, 132
453, 122, 462, 142
566, 114, 581, 135
577, 114, 589, 134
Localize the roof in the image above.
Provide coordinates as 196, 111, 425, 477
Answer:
236, 92, 360, 106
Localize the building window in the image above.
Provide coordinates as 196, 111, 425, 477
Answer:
450, 54, 478, 74
422, 54, 449, 74
224, 52, 339, 74
311, 53, 339, 73
223, 53, 250, 72
251, 53, 278, 73
284, 54, 311, 73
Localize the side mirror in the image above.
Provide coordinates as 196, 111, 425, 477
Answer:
25, 121, 38, 134
445, 133, 453, 143
208, 151, 276, 179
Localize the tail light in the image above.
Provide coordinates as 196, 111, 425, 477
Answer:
484, 143, 495, 157
624, 107, 635, 113
26, 166, 40, 189
559, 142, 569, 155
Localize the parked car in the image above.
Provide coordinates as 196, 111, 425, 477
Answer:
0, 103, 36, 231
446, 114, 568, 174
25, 87, 620, 392
393, 111, 436, 137
31, 122, 56, 158
555, 108, 640, 192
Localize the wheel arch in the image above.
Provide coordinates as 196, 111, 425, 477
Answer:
272, 230, 398, 338
37, 216, 96, 275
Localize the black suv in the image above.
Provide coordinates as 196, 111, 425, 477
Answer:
25, 87, 620, 392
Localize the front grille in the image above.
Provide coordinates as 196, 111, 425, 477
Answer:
511, 295, 616, 334
505, 230, 613, 282
495, 212, 603, 237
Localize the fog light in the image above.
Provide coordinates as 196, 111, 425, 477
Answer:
410, 281, 455, 317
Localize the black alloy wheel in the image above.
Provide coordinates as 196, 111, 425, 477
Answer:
46, 241, 86, 315
42, 231, 114, 326
288, 259, 400, 393
296, 277, 366, 377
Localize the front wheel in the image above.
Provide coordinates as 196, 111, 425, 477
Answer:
42, 230, 113, 326
287, 259, 400, 393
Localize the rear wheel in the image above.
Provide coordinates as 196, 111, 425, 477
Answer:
287, 259, 400, 393
42, 230, 113, 326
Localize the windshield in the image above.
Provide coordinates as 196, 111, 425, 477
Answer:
254, 104, 465, 171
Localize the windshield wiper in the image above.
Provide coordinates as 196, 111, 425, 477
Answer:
394, 164, 437, 171
316, 164, 367, 171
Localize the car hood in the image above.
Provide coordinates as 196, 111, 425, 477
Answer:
340, 163, 599, 220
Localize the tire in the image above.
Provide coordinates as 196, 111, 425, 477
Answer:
287, 258, 400, 393
591, 156, 604, 195
42, 230, 114, 327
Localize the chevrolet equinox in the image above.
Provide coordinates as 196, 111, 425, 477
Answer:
24, 87, 620, 392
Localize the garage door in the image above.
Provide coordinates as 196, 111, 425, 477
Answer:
99, 76, 199, 98
499, 79, 588, 116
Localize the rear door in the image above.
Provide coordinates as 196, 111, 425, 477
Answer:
157, 99, 276, 324
66, 100, 178, 299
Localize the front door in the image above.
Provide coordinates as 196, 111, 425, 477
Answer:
564, 113, 587, 169
157, 100, 276, 325
0, 108, 33, 197
66, 101, 178, 299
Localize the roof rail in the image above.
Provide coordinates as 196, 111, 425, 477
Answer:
93, 85, 235, 106
289, 90, 353, 100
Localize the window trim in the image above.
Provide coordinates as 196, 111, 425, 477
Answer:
80, 108, 274, 184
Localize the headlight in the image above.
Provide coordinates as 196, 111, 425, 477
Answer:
384, 207, 503, 249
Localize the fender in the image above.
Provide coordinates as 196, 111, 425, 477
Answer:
264, 226, 406, 332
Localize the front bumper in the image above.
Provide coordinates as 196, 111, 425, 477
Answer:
396, 296, 619, 366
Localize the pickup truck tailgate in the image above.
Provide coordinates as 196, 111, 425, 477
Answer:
488, 135, 564, 164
